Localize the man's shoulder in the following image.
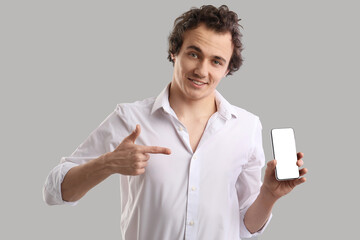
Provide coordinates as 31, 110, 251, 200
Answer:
115, 96, 157, 114
230, 104, 260, 122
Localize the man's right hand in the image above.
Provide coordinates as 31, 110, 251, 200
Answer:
104, 124, 172, 176
61, 124, 170, 202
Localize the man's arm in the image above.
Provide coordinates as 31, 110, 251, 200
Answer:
60, 154, 113, 202
61, 124, 171, 202
244, 152, 307, 233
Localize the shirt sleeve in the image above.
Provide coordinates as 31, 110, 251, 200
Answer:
236, 117, 272, 238
43, 104, 131, 206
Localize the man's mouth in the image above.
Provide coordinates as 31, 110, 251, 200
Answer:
188, 78, 208, 86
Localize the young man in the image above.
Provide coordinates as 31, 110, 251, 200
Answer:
43, 5, 307, 240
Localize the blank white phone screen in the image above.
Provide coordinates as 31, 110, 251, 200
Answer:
271, 128, 299, 180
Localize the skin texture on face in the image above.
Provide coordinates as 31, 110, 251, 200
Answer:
170, 24, 234, 104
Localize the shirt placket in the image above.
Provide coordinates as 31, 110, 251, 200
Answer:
184, 152, 200, 240
174, 121, 200, 239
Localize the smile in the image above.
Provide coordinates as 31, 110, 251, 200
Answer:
188, 78, 208, 86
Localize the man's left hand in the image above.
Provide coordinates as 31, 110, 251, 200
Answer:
261, 152, 308, 201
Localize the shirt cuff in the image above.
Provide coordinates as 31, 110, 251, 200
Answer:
239, 206, 273, 238
43, 162, 79, 206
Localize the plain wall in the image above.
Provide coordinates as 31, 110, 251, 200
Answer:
1, 0, 359, 239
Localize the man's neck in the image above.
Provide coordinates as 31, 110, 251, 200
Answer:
168, 83, 217, 122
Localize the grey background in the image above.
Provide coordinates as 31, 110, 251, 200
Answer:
1, 0, 359, 239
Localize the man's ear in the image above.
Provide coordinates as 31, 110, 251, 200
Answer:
171, 53, 175, 62
224, 69, 230, 77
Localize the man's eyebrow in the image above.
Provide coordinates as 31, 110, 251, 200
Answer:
186, 45, 203, 53
186, 45, 227, 64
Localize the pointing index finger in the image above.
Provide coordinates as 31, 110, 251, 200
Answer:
141, 145, 172, 155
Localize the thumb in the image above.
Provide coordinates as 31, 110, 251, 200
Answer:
124, 124, 141, 144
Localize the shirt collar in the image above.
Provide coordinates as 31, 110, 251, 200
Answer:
151, 82, 238, 120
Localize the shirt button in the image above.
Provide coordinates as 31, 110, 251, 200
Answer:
189, 221, 194, 226
193, 156, 197, 160
191, 187, 196, 191
178, 126, 183, 131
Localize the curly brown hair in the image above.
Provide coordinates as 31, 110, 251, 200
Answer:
167, 5, 243, 76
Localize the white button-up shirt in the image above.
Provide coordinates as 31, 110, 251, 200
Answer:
43, 83, 271, 240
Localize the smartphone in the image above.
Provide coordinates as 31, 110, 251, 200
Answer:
271, 128, 299, 180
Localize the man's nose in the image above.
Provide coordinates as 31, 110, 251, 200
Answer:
193, 60, 208, 79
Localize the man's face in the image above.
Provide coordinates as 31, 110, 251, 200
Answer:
171, 24, 233, 102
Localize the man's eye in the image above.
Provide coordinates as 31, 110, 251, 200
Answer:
190, 53, 198, 58
213, 60, 221, 65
